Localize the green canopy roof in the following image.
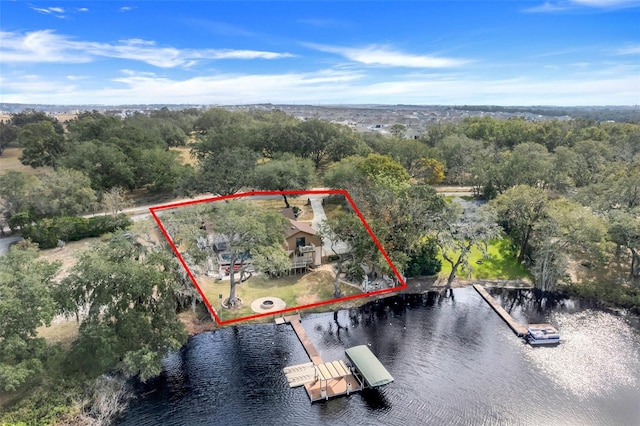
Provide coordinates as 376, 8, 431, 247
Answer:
345, 345, 394, 388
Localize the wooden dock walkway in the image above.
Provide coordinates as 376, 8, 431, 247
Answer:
283, 315, 324, 365
473, 284, 528, 337
279, 314, 364, 402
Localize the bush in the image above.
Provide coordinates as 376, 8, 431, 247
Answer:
22, 214, 132, 249
406, 239, 442, 277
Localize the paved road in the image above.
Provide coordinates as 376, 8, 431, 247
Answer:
0, 236, 22, 255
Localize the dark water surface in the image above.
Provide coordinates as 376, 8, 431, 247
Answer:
119, 288, 640, 426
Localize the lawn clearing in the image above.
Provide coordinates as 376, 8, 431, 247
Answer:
170, 146, 197, 166
438, 236, 531, 280
199, 269, 362, 322
251, 197, 314, 221
0, 147, 53, 176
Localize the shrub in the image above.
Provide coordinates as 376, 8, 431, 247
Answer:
22, 214, 132, 249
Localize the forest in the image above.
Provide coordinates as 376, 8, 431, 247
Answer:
0, 107, 639, 424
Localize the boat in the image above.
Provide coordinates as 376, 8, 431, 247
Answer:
525, 325, 560, 346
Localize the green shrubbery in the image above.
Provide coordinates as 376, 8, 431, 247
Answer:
565, 282, 640, 315
22, 214, 132, 249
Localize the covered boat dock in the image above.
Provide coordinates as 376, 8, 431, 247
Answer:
278, 315, 393, 402
345, 345, 394, 388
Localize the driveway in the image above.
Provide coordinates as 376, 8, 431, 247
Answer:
309, 197, 350, 256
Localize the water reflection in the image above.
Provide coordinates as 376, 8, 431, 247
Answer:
120, 288, 640, 426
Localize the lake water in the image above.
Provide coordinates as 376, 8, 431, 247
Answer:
119, 287, 640, 425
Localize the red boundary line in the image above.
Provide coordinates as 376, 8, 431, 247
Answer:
149, 189, 407, 325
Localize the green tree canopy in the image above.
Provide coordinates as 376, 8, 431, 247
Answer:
0, 242, 60, 392
18, 121, 67, 168
59, 232, 187, 380
205, 201, 289, 307
252, 155, 315, 207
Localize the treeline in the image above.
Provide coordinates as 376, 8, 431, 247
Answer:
1, 107, 638, 288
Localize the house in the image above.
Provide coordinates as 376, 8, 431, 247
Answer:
284, 219, 322, 268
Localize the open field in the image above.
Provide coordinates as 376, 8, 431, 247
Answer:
438, 237, 531, 281
0, 147, 53, 176
170, 146, 197, 166
199, 269, 362, 322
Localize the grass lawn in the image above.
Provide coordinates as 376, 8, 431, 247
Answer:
199, 269, 362, 322
322, 195, 347, 220
251, 197, 314, 221
0, 147, 53, 176
438, 237, 531, 281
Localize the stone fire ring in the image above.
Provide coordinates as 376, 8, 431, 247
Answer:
251, 296, 286, 313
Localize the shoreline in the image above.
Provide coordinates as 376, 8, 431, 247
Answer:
178, 277, 535, 336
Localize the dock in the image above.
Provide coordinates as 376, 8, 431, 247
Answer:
278, 315, 393, 402
284, 315, 324, 365
473, 284, 528, 336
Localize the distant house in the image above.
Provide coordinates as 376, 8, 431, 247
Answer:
284, 219, 322, 268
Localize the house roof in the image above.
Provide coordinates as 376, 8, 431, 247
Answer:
284, 219, 317, 238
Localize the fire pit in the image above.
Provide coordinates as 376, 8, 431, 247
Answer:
261, 300, 275, 309
251, 296, 286, 313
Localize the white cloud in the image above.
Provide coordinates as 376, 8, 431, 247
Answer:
0, 30, 295, 68
570, 0, 640, 6
120, 6, 134, 12
77, 8, 89, 12
304, 43, 469, 68
2, 66, 637, 106
616, 45, 640, 55
524, 2, 569, 13
525, 0, 640, 12
29, 6, 66, 18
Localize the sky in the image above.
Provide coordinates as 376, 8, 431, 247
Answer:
1, 1, 639, 106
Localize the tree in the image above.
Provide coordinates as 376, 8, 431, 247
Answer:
100, 187, 131, 216
490, 185, 549, 262
136, 148, 189, 193
192, 146, 258, 196
17, 121, 67, 168
405, 238, 441, 277
27, 168, 97, 218
0, 121, 18, 156
252, 155, 315, 207
530, 199, 607, 291
608, 211, 640, 281
412, 158, 445, 184
434, 203, 501, 289
205, 201, 289, 307
320, 212, 380, 297
61, 141, 136, 190
0, 171, 33, 229
10, 109, 64, 135
503, 142, 553, 189
435, 135, 485, 185
0, 242, 60, 391
298, 118, 342, 168
389, 124, 407, 138
59, 231, 187, 380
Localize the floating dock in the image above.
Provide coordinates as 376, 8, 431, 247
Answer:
278, 315, 393, 402
473, 284, 529, 336
473, 284, 559, 343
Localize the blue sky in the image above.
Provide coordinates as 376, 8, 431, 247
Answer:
1, 1, 639, 105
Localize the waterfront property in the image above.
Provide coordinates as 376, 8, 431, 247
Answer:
279, 314, 394, 402
473, 284, 560, 345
